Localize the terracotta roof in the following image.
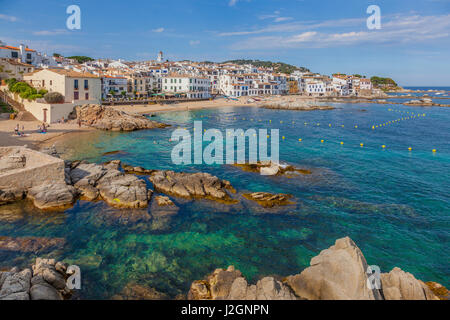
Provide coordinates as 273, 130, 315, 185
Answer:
0, 45, 35, 52
0, 58, 33, 67
46, 68, 100, 78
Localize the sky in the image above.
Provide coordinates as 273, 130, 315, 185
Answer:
0, 0, 449, 86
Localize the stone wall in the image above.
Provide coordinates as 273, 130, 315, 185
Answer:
0, 146, 65, 190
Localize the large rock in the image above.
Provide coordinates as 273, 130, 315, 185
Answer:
285, 237, 382, 300
380, 267, 438, 300
30, 258, 68, 300
69, 161, 150, 208
27, 183, 77, 210
228, 277, 297, 300
0, 187, 25, 205
97, 170, 149, 208
150, 171, 236, 203
243, 192, 293, 208
0, 268, 32, 300
188, 266, 297, 300
75, 104, 169, 131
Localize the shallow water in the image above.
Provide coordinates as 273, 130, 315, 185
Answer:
0, 102, 449, 299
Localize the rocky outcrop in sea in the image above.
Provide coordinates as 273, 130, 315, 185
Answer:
259, 100, 335, 111
188, 237, 447, 300
72, 104, 170, 131
0, 258, 72, 300
0, 147, 242, 210
149, 170, 237, 204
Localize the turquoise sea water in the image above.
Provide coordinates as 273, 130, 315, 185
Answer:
0, 101, 449, 299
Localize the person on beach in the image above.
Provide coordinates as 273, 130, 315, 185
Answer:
14, 124, 20, 136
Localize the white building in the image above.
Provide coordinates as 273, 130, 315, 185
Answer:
305, 81, 326, 96
332, 76, 349, 96
0, 44, 37, 65
23, 68, 101, 104
162, 74, 211, 99
102, 75, 128, 98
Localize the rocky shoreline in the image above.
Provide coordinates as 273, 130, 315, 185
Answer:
188, 237, 448, 300
0, 147, 242, 210
2, 237, 447, 300
0, 258, 72, 300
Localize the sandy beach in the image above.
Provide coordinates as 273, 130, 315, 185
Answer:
0, 119, 94, 149
110, 97, 257, 114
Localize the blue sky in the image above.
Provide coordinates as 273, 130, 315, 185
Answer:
0, 0, 449, 86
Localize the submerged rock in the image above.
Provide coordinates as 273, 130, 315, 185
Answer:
155, 195, 175, 206
149, 171, 237, 204
0, 236, 65, 254
112, 283, 169, 300
74, 104, 169, 131
243, 192, 294, 208
122, 163, 155, 175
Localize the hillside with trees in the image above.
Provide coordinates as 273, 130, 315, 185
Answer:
223, 59, 310, 74
67, 56, 94, 63
370, 76, 398, 89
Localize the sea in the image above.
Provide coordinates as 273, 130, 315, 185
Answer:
0, 88, 448, 299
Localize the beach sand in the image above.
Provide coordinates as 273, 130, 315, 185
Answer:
0, 119, 94, 149
110, 97, 256, 114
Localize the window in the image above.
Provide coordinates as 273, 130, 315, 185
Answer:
74, 91, 79, 100
84, 80, 89, 89
74, 80, 79, 90
27, 53, 31, 59
85, 92, 89, 100
50, 80, 52, 86
11, 51, 18, 58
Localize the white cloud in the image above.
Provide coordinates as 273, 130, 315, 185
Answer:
0, 14, 18, 22
219, 17, 365, 36
274, 17, 293, 23
32, 29, 69, 36
152, 27, 165, 33
228, 14, 450, 50
189, 40, 200, 46
285, 31, 317, 43
229, 0, 238, 6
